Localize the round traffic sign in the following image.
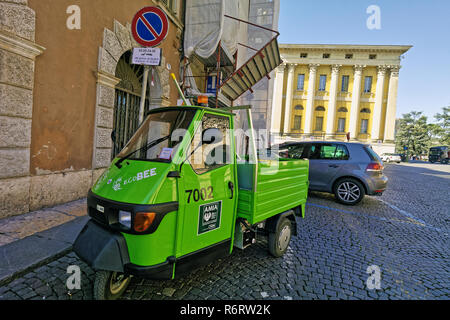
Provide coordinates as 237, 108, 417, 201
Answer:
131, 7, 169, 47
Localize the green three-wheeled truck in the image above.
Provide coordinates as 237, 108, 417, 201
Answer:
74, 105, 309, 300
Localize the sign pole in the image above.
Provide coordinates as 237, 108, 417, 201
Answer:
139, 65, 150, 124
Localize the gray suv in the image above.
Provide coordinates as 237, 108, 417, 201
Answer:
276, 141, 388, 205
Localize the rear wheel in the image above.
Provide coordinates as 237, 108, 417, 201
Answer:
334, 178, 365, 206
268, 218, 292, 258
94, 271, 131, 300
442, 159, 449, 165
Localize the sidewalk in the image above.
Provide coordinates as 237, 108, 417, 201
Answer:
0, 199, 89, 286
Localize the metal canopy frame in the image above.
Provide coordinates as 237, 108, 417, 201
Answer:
213, 15, 282, 108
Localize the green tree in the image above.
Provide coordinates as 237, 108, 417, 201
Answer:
395, 111, 431, 156
434, 106, 450, 145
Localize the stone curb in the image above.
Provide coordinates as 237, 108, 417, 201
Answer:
0, 216, 89, 287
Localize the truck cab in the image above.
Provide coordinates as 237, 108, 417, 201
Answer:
429, 146, 449, 164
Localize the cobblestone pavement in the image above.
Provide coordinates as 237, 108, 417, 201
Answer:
1, 163, 449, 300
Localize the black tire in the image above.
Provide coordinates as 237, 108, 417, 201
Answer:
442, 159, 449, 165
334, 178, 365, 206
94, 271, 131, 300
268, 218, 292, 258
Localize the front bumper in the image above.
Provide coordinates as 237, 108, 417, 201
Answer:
73, 220, 130, 273
73, 220, 174, 279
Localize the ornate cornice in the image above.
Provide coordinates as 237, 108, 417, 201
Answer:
0, 30, 45, 60
354, 65, 365, 73
287, 63, 297, 72
309, 63, 320, 73
331, 64, 342, 74
96, 70, 121, 88
377, 65, 389, 76
389, 65, 401, 77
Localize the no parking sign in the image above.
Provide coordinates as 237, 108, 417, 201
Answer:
131, 7, 169, 47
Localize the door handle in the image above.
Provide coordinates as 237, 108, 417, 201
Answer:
228, 181, 235, 199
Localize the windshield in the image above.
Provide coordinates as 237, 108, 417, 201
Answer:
117, 109, 196, 163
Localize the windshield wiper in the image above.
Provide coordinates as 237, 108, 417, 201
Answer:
115, 135, 171, 169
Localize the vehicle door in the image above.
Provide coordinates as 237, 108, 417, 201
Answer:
179, 112, 237, 256
308, 143, 348, 191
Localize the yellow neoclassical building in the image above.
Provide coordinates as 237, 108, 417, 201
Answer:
270, 44, 412, 153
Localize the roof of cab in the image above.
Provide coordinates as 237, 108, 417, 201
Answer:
146, 105, 236, 117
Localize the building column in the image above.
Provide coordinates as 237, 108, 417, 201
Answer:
270, 64, 286, 136
304, 64, 319, 135
326, 64, 341, 136
384, 66, 400, 143
283, 64, 296, 134
0, 0, 45, 218
371, 66, 388, 142
348, 65, 364, 140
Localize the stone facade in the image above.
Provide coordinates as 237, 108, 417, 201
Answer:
0, 0, 44, 218
0, 1, 180, 219
272, 44, 412, 155
92, 20, 172, 169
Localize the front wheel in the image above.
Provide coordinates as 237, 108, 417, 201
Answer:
268, 218, 292, 258
94, 271, 132, 300
334, 178, 365, 206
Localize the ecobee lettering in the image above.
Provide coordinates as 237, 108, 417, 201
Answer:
124, 168, 157, 185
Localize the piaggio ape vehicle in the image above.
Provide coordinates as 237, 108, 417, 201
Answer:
74, 105, 309, 300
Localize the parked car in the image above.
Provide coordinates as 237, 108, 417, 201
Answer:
274, 142, 388, 205
381, 153, 402, 163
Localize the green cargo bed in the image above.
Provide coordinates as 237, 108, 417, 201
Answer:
236, 158, 309, 225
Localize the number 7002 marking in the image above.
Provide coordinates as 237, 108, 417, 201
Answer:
185, 187, 213, 203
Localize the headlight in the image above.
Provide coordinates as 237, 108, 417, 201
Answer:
119, 210, 132, 230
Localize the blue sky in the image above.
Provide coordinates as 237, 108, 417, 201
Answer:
278, 0, 450, 122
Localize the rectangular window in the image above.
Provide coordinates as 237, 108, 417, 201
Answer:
341, 75, 349, 92
317, 144, 350, 160
337, 118, 346, 133
293, 115, 302, 130
369, 54, 377, 60
189, 113, 231, 174
364, 76, 373, 93
319, 75, 327, 91
300, 53, 308, 58
297, 74, 305, 91
323, 53, 330, 59
335, 145, 350, 160
315, 117, 324, 131
345, 54, 353, 59
361, 119, 369, 134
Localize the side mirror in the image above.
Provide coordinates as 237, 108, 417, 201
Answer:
202, 128, 223, 145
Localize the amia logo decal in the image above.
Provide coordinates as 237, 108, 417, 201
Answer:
111, 169, 157, 191
198, 201, 222, 235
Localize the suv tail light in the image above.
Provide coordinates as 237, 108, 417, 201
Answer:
366, 162, 383, 172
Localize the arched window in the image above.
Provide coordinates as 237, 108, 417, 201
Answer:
113, 50, 156, 158
295, 105, 304, 111
338, 107, 348, 113
360, 108, 371, 114
315, 106, 326, 112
